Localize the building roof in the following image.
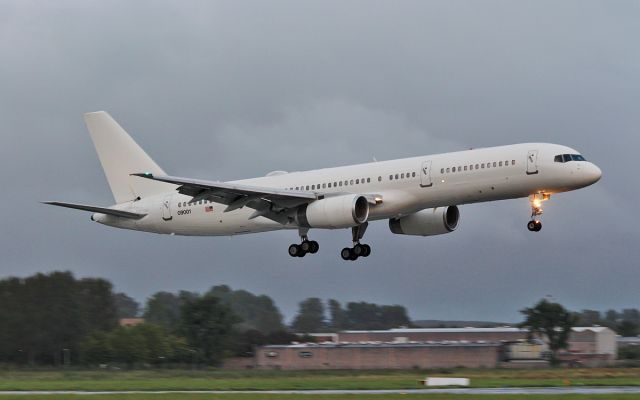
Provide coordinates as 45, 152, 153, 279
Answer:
339, 327, 612, 334
262, 341, 501, 349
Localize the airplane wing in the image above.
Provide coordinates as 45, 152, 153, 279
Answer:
42, 201, 146, 219
131, 173, 319, 223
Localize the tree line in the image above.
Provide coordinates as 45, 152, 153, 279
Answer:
574, 308, 640, 337
0, 272, 412, 367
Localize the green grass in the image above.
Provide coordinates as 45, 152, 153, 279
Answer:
1, 394, 640, 400
0, 368, 638, 391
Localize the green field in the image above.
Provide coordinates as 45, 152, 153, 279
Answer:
0, 368, 638, 391
1, 394, 640, 400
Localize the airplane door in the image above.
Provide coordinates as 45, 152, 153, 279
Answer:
162, 194, 173, 221
420, 160, 433, 187
526, 150, 539, 175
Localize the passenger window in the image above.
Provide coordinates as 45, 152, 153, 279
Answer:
395, 174, 399, 179
400, 173, 404, 179
328, 183, 331, 188
339, 181, 343, 187
512, 160, 515, 165
464, 166, 467, 171
446, 168, 450, 173
412, 172, 416, 177
350, 180, 354, 185
312, 185, 315, 190
378, 176, 382, 182
481, 163, 485, 168
356, 179, 360, 184
367, 178, 371, 183
493, 162, 497, 167
322, 183, 325, 188
499, 161, 503, 167
344, 180, 348, 186
306, 185, 309, 190
441, 168, 444, 173
389, 175, 393, 180
178, 202, 181, 207
475, 164, 479, 169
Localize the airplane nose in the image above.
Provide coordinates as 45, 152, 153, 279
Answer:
586, 163, 602, 184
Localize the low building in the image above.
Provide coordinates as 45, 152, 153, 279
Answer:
337, 327, 617, 361
119, 317, 145, 327
255, 326, 617, 369
256, 342, 501, 370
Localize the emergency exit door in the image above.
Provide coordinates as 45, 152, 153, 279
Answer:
420, 160, 433, 187
526, 150, 539, 175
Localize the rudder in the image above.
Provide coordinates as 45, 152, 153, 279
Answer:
84, 111, 173, 203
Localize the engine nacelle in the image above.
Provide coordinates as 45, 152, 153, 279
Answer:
389, 206, 460, 236
297, 195, 369, 229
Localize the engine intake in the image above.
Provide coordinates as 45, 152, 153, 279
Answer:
297, 195, 369, 229
389, 206, 459, 236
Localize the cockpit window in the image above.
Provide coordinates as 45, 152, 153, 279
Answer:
554, 154, 587, 163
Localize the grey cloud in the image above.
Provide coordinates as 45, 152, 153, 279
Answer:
0, 0, 638, 323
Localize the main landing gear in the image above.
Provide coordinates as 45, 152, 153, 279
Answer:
527, 193, 550, 232
288, 229, 319, 258
341, 223, 371, 261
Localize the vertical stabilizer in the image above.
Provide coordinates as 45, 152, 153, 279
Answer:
84, 111, 172, 203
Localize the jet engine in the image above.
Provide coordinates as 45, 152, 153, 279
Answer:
389, 206, 459, 236
296, 195, 369, 229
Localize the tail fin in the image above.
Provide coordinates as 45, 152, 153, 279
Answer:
84, 111, 172, 203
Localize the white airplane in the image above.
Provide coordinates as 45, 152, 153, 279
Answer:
45, 112, 602, 261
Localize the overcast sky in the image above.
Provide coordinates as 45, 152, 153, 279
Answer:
1, 0, 638, 323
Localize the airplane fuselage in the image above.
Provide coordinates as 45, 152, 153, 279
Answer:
95, 142, 601, 236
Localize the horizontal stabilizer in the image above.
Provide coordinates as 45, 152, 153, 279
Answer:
42, 201, 146, 219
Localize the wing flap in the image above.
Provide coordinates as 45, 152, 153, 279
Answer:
132, 173, 317, 208
43, 201, 146, 219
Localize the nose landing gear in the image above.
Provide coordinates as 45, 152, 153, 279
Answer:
527, 193, 549, 232
341, 223, 371, 261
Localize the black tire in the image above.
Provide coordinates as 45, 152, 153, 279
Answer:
349, 249, 359, 261
288, 244, 301, 257
362, 244, 371, 257
300, 241, 311, 252
309, 241, 319, 254
340, 247, 352, 260
534, 221, 542, 231
527, 221, 537, 231
353, 243, 364, 256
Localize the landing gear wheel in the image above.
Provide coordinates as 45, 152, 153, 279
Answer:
341, 247, 352, 261
288, 244, 306, 257
353, 243, 365, 256
309, 241, 319, 254
527, 220, 542, 232
361, 244, 371, 257
300, 241, 312, 253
